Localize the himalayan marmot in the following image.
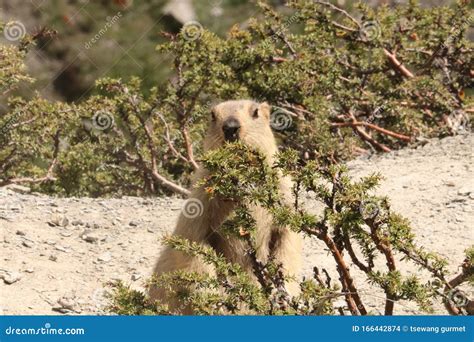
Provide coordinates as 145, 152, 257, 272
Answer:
149, 100, 302, 313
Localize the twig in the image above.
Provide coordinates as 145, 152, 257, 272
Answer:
156, 112, 190, 164
444, 257, 474, 315
367, 218, 397, 315
302, 222, 367, 315
330, 121, 412, 142
355, 127, 391, 152
181, 126, 199, 170
343, 231, 371, 273
314, 1, 360, 28
121, 151, 190, 197
383, 48, 414, 78
150, 169, 190, 197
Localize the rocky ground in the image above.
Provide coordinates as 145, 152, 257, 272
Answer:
0, 133, 472, 315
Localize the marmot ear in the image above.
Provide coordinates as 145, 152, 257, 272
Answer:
258, 102, 271, 120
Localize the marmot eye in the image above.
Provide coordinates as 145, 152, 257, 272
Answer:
252, 108, 259, 119
211, 110, 216, 122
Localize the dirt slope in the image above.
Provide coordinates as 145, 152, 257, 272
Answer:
0, 133, 472, 315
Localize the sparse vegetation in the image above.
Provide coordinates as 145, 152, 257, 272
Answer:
108, 142, 473, 315
1, 0, 472, 315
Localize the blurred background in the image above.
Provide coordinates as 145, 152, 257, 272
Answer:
0, 0, 468, 103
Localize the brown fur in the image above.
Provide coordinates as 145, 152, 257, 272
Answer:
148, 100, 302, 314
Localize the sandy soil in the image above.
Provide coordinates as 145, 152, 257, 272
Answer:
0, 133, 472, 315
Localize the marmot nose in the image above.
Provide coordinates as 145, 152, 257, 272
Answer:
222, 118, 241, 141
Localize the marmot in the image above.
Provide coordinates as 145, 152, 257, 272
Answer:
149, 100, 302, 313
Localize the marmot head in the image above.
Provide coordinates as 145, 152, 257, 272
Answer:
203, 100, 278, 158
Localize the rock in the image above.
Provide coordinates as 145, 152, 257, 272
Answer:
81, 231, 99, 244
53, 296, 76, 313
458, 186, 473, 196
129, 220, 139, 227
24, 268, 34, 273
16, 230, 26, 236
22, 240, 34, 248
71, 220, 84, 226
5, 184, 31, 194
97, 252, 112, 262
2, 272, 22, 284
48, 215, 69, 227
55, 245, 68, 253
49, 255, 58, 262
131, 273, 141, 281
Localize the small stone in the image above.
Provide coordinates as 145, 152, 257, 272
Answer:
97, 252, 112, 262
48, 215, 69, 227
2, 272, 22, 284
55, 245, 68, 253
81, 232, 99, 244
458, 187, 473, 196
131, 273, 141, 281
71, 220, 84, 226
22, 240, 34, 248
24, 268, 34, 273
16, 230, 26, 236
49, 255, 58, 262
55, 296, 76, 312
129, 220, 139, 227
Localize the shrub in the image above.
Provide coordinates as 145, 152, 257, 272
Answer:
108, 142, 473, 315
1, 0, 472, 196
